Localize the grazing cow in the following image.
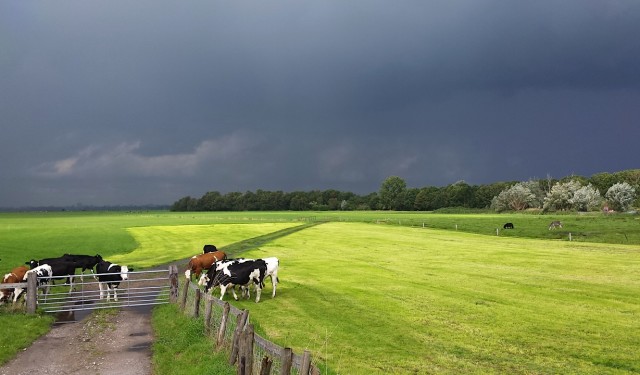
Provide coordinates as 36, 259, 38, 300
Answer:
205, 259, 268, 303
203, 244, 217, 254
23, 264, 53, 301
184, 250, 227, 282
1, 265, 29, 303
26, 258, 76, 291
95, 260, 130, 302
548, 221, 563, 230
503, 222, 514, 229
201, 257, 280, 298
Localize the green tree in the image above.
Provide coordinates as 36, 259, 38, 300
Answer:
379, 176, 407, 210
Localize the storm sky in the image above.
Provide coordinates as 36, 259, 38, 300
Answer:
1, 1, 639, 207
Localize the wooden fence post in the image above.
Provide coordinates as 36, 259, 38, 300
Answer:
217, 302, 231, 349
169, 265, 179, 303
229, 310, 249, 365
259, 356, 273, 375
180, 279, 189, 311
193, 288, 201, 318
204, 297, 213, 334
280, 347, 293, 375
300, 350, 312, 375
26, 276, 37, 314
238, 324, 255, 375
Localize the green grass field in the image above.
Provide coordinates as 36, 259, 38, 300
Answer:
1, 211, 639, 374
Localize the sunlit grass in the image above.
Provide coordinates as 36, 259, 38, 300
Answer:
109, 222, 301, 268
232, 222, 640, 374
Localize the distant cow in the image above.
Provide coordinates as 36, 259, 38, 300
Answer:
203, 244, 217, 254
205, 259, 268, 303
23, 264, 53, 301
202, 257, 280, 298
184, 251, 227, 281
548, 221, 563, 230
503, 223, 514, 229
1, 265, 30, 303
95, 260, 130, 302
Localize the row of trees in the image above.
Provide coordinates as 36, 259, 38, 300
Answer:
171, 169, 640, 212
490, 180, 636, 212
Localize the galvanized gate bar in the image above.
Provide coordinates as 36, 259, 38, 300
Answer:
35, 268, 175, 314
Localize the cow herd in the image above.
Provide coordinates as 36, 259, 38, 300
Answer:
188, 244, 280, 303
2, 244, 279, 307
0, 254, 130, 304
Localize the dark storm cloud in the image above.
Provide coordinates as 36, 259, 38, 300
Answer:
1, 1, 639, 207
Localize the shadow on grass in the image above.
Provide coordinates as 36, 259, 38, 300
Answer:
223, 221, 325, 257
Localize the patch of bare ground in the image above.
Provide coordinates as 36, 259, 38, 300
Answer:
0, 307, 153, 375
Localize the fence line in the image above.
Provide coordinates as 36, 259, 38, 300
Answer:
179, 280, 320, 375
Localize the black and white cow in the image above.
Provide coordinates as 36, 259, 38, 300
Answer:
62, 254, 103, 278
26, 258, 77, 291
95, 260, 130, 302
23, 264, 53, 301
205, 259, 268, 303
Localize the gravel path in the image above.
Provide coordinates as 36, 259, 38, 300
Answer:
1, 306, 154, 375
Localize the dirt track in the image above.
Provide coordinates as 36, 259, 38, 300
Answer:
0, 306, 153, 375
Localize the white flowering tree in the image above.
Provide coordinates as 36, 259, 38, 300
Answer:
543, 180, 582, 211
568, 184, 602, 212
605, 182, 636, 211
491, 182, 538, 212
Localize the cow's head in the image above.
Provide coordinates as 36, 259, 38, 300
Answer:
120, 266, 129, 281
25, 259, 39, 269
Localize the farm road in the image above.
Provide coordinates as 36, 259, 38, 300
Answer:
0, 260, 187, 375
0, 306, 153, 375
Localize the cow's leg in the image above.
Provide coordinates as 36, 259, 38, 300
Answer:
68, 275, 74, 293
270, 273, 278, 298
113, 286, 118, 302
219, 284, 228, 300
13, 288, 24, 303
230, 285, 240, 301
254, 283, 262, 303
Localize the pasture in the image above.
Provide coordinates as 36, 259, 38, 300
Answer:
1, 211, 639, 373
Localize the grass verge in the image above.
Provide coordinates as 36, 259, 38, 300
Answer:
151, 303, 235, 375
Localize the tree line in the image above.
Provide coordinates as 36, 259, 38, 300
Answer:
171, 169, 639, 212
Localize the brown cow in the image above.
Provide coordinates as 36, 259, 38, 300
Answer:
184, 251, 227, 282
1, 265, 30, 303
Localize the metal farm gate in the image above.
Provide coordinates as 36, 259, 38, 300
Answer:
32, 266, 179, 317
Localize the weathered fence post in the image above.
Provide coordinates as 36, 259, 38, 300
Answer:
192, 288, 201, 318
300, 350, 312, 375
259, 356, 273, 375
26, 276, 37, 314
238, 324, 255, 375
229, 310, 250, 365
217, 302, 231, 349
180, 279, 189, 311
169, 265, 179, 303
204, 297, 213, 334
280, 347, 293, 375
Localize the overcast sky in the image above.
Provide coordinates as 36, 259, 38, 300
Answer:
1, 1, 639, 207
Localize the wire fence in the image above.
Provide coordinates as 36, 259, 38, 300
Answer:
179, 280, 320, 375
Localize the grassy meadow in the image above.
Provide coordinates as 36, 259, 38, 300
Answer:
1, 211, 639, 374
